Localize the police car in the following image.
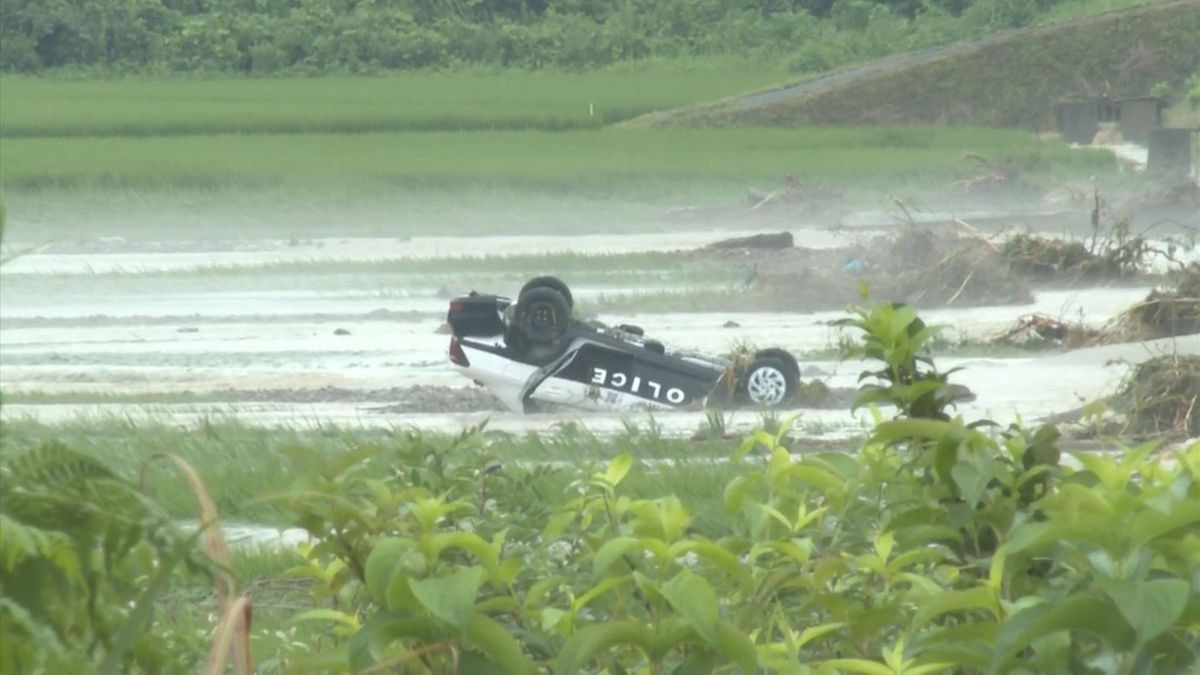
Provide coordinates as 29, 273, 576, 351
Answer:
446, 276, 801, 414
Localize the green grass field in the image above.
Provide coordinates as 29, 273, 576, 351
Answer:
0, 63, 789, 137
0, 126, 1113, 193
0, 68, 1123, 242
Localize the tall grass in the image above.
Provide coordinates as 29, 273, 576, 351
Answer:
0, 417, 760, 523
0, 127, 1114, 193
0, 64, 789, 138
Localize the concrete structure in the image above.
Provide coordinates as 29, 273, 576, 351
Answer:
1057, 96, 1162, 145
1117, 97, 1163, 145
1059, 100, 1101, 145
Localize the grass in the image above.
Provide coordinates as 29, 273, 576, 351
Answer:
0, 127, 1114, 195
1034, 0, 1165, 24
0, 416, 785, 524
0, 63, 791, 137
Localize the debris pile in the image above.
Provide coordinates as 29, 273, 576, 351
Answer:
950, 152, 1025, 194
1114, 354, 1200, 438
992, 313, 1101, 349
1107, 266, 1200, 341
1001, 232, 1146, 281
861, 226, 1031, 306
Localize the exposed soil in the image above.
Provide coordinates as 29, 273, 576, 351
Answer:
220, 385, 504, 411
793, 379, 858, 410
671, 224, 1034, 312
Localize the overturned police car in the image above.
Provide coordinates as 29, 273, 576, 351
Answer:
446, 276, 802, 414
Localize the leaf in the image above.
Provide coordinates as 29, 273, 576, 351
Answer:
817, 658, 893, 675
330, 445, 383, 478
670, 539, 748, 580
424, 531, 499, 576
98, 542, 188, 675
601, 453, 633, 487
1129, 499, 1200, 549
364, 538, 415, 604
951, 462, 989, 508
660, 570, 720, 648
465, 613, 532, 675
910, 585, 999, 631
290, 609, 361, 630
670, 651, 716, 675
873, 418, 953, 444
991, 596, 1135, 671
524, 575, 564, 609
1097, 576, 1190, 643
542, 511, 575, 541
573, 575, 632, 612
785, 463, 845, 494
788, 621, 844, 651
592, 536, 640, 576
714, 619, 757, 674
348, 610, 444, 672
874, 530, 895, 563
408, 566, 483, 632
541, 607, 567, 632
723, 474, 760, 514
553, 620, 653, 675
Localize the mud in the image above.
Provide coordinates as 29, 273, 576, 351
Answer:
215, 385, 504, 411
4, 213, 1198, 442
0, 229, 861, 275
663, 226, 1032, 311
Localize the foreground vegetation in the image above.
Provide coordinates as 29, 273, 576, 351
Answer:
3, 297, 1197, 673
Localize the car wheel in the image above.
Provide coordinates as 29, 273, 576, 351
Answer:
754, 348, 800, 383
515, 287, 571, 344
742, 358, 797, 408
519, 276, 574, 310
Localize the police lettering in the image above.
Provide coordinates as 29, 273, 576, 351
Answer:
591, 367, 685, 403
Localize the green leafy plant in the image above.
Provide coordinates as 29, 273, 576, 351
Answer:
4, 296, 1197, 674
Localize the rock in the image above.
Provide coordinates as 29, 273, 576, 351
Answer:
333, 328, 351, 336
801, 365, 829, 377
434, 322, 452, 335
705, 232, 794, 250
723, 320, 741, 328
434, 286, 454, 299
177, 327, 200, 333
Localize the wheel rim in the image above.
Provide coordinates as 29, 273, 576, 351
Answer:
747, 366, 788, 405
529, 302, 558, 333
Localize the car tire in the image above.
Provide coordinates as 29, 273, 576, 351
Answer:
519, 276, 574, 310
741, 357, 797, 408
515, 287, 571, 344
753, 348, 800, 383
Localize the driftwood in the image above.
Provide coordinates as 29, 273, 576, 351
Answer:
705, 232, 794, 250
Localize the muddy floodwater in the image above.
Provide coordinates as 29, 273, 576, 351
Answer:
3, 227, 1198, 440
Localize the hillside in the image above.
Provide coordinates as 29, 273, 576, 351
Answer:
625, 0, 1200, 130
